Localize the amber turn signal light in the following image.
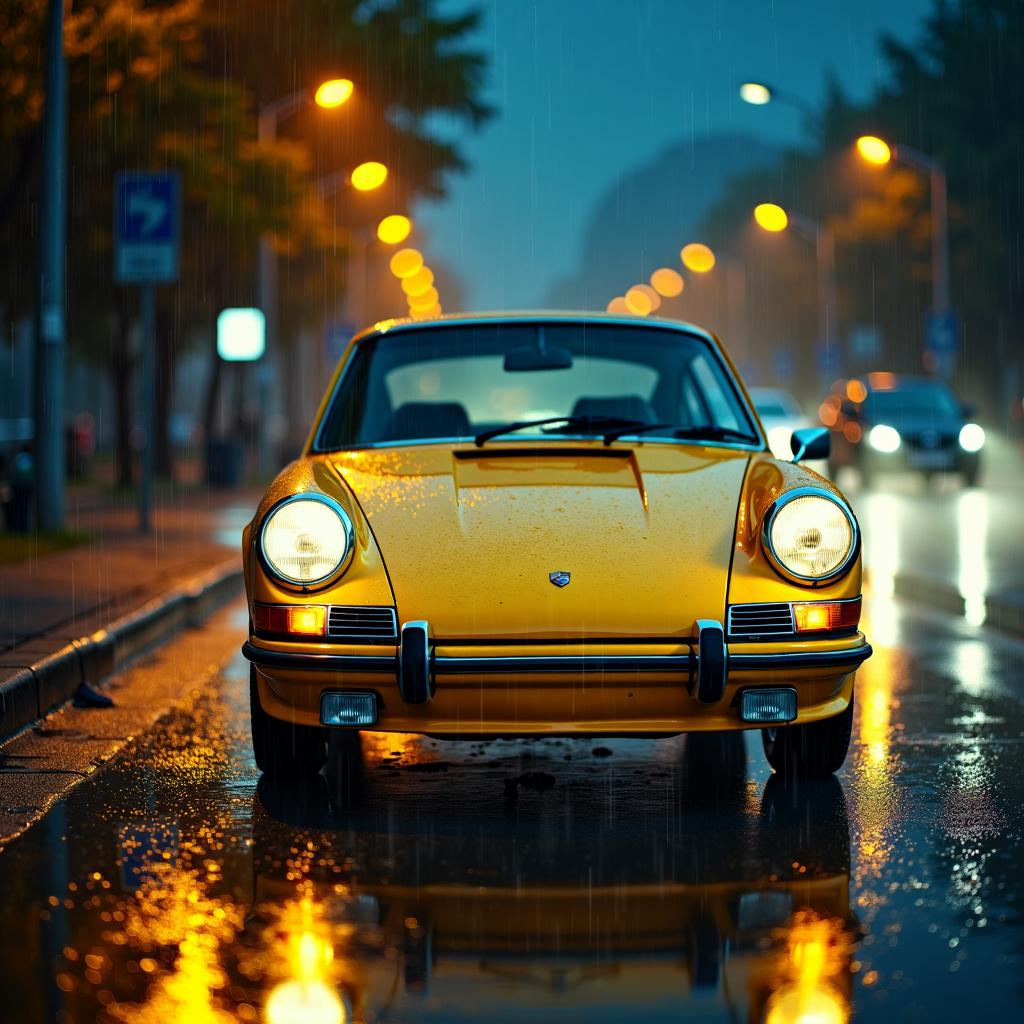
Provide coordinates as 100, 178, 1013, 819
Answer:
793, 598, 861, 633
253, 603, 327, 637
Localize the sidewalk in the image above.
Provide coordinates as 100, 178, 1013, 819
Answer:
0, 487, 259, 741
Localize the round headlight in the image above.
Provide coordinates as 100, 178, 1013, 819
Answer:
958, 422, 985, 452
868, 424, 901, 453
259, 495, 353, 586
764, 490, 857, 583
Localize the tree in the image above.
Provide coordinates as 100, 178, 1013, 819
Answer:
0, 0, 492, 485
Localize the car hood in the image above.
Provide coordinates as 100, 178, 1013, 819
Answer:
331, 444, 750, 640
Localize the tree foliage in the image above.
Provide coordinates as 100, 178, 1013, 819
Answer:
702, 0, 1024, 417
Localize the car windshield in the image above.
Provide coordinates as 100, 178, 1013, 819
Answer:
315, 322, 759, 450
863, 382, 961, 420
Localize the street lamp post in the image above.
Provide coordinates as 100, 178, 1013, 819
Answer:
857, 135, 950, 317
681, 243, 749, 359
33, 0, 67, 530
316, 163, 392, 331
254, 81, 352, 475
754, 204, 839, 371
738, 80, 820, 127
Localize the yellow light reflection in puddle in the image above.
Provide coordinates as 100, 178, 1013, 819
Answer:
956, 490, 989, 626
265, 979, 344, 1024
853, 648, 903, 889
766, 912, 850, 1024
264, 887, 347, 1024
104, 857, 243, 1024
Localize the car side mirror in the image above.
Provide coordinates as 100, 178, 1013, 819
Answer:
790, 427, 830, 462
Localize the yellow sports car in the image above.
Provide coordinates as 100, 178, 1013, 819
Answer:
242, 313, 870, 777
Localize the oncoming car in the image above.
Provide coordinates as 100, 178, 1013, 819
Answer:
242, 313, 871, 779
824, 373, 984, 486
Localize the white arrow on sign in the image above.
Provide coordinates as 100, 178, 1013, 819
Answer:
127, 188, 167, 236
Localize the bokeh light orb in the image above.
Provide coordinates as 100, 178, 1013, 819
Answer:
650, 267, 684, 297
624, 286, 652, 316
754, 203, 789, 232
350, 161, 388, 191
389, 247, 424, 278
377, 214, 412, 245
680, 243, 716, 273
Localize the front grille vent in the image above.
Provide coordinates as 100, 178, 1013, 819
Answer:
727, 603, 795, 638
327, 606, 398, 642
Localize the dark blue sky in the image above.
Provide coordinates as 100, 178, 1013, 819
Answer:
416, 0, 934, 310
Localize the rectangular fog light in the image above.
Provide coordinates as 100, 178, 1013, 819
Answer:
740, 688, 797, 723
321, 691, 377, 727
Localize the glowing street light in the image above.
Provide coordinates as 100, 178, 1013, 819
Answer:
350, 161, 388, 191
314, 78, 354, 109
753, 202, 838, 357
624, 286, 653, 316
408, 286, 440, 312
376, 214, 412, 245
856, 134, 891, 166
650, 267, 684, 297
739, 81, 772, 105
856, 132, 950, 328
401, 265, 435, 296
753, 202, 789, 232
606, 296, 629, 314
389, 247, 424, 279
680, 242, 716, 273
257, 78, 354, 475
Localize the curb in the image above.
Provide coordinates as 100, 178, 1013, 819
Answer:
0, 559, 243, 745
887, 570, 1024, 638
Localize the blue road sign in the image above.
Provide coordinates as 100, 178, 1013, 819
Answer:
926, 310, 959, 354
114, 171, 181, 283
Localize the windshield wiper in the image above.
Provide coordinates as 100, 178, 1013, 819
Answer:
473, 415, 649, 447
671, 425, 758, 443
601, 422, 759, 445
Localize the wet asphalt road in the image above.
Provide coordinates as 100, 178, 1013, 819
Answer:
1, 476, 1024, 1023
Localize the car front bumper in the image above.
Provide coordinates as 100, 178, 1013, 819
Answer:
243, 631, 871, 735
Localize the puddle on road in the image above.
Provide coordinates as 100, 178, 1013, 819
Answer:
1, 599, 1022, 1022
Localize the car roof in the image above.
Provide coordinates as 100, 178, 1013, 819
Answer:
355, 310, 717, 346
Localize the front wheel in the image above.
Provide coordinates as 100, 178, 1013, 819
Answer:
250, 667, 329, 776
762, 694, 854, 778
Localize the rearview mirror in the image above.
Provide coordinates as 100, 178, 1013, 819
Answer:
503, 345, 573, 372
790, 427, 830, 462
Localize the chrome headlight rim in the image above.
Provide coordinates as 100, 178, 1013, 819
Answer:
761, 486, 859, 587
257, 492, 354, 591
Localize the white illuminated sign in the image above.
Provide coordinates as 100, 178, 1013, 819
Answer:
217, 307, 266, 362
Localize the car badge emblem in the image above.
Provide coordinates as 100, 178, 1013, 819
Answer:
549, 571, 571, 588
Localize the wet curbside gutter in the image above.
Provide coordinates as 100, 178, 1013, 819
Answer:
0, 559, 243, 746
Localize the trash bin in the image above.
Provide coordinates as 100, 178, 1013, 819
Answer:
205, 436, 244, 488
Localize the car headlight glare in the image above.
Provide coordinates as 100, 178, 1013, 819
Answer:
260, 496, 352, 586
958, 422, 985, 452
868, 424, 901, 453
766, 492, 856, 581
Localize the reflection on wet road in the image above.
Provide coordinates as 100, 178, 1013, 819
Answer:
1, 583, 1023, 1021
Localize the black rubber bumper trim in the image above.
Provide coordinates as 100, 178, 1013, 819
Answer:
242, 641, 395, 672
729, 643, 873, 670
241, 641, 872, 675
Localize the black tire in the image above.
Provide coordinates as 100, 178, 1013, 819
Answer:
250, 666, 328, 776
762, 693, 854, 778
